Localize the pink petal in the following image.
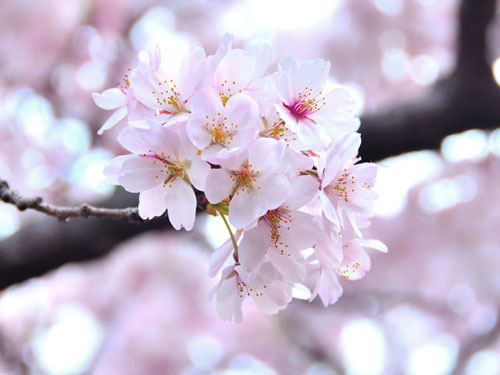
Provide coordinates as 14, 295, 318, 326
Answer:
92, 88, 126, 110
204, 169, 234, 204
118, 156, 163, 193
165, 179, 196, 230
238, 220, 271, 272
97, 106, 127, 135
248, 138, 285, 173
138, 184, 169, 220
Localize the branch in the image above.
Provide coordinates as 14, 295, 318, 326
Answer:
450, 306, 500, 374
359, 0, 499, 162
0, 189, 174, 290
0, 178, 142, 223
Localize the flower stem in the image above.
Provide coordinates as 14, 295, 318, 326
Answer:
218, 210, 239, 259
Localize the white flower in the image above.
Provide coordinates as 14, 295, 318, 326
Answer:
204, 138, 292, 228
105, 124, 209, 229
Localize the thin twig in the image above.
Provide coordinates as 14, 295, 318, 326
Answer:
0, 178, 143, 223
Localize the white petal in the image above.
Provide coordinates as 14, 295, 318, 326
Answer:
296, 119, 330, 150
269, 250, 306, 282
248, 138, 285, 173
286, 175, 319, 209
320, 154, 341, 189
357, 239, 388, 253
275, 104, 299, 133
138, 184, 169, 219
118, 125, 179, 156
129, 64, 162, 111
277, 55, 298, 104
118, 157, 163, 193
97, 106, 127, 135
255, 174, 291, 211
317, 268, 343, 307
297, 59, 330, 93
228, 189, 266, 229
319, 190, 339, 225
187, 156, 210, 191
215, 270, 243, 323
292, 283, 311, 300
165, 179, 196, 230
214, 49, 256, 91
238, 220, 271, 272
279, 210, 320, 250
103, 155, 135, 184
92, 88, 126, 110
205, 169, 234, 204
224, 94, 261, 144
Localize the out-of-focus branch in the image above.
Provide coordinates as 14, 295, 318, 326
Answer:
0, 332, 28, 375
0, 178, 142, 223
450, 307, 500, 375
359, 0, 500, 162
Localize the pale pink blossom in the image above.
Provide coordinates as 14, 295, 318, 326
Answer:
187, 88, 260, 163
338, 237, 388, 281
129, 47, 208, 127
204, 138, 292, 228
276, 56, 360, 150
92, 36, 387, 321
211, 259, 294, 322
211, 45, 272, 104
238, 176, 320, 282
105, 124, 209, 229
318, 133, 377, 233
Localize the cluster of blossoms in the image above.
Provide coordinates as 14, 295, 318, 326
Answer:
94, 36, 387, 323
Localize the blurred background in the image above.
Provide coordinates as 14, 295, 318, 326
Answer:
1, 0, 500, 374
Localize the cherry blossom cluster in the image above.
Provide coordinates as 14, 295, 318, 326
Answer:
94, 36, 387, 323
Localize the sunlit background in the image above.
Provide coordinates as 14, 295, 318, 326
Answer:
1, 0, 500, 374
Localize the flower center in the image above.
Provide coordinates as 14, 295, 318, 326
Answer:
152, 79, 188, 116
260, 116, 297, 147
265, 208, 293, 256
327, 169, 372, 203
218, 80, 244, 106
284, 86, 326, 121
204, 114, 235, 145
339, 261, 361, 280
230, 163, 260, 195
116, 69, 132, 92
144, 151, 186, 188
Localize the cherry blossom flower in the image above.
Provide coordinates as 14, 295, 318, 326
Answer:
204, 138, 292, 228
105, 124, 209, 229
338, 236, 388, 281
318, 133, 377, 234
95, 36, 386, 322
276, 56, 360, 149
129, 46, 208, 127
238, 176, 320, 280
187, 88, 260, 163
212, 45, 272, 105
211, 260, 294, 322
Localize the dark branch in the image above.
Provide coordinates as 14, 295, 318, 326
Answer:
359, 0, 500, 162
0, 178, 142, 223
0, 189, 174, 290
